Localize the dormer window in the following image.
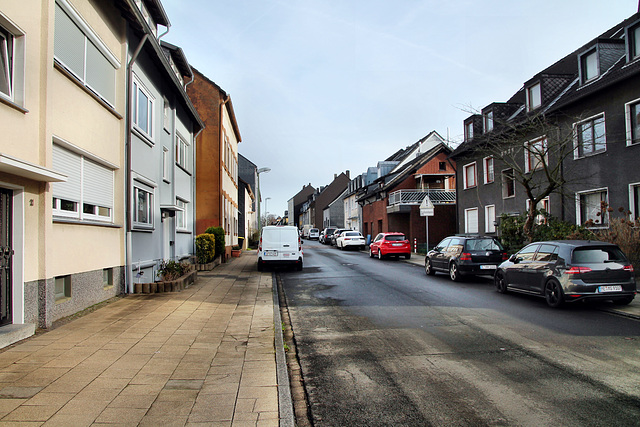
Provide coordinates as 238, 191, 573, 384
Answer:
484, 110, 493, 133
464, 121, 474, 141
580, 49, 599, 83
526, 82, 541, 111
628, 22, 640, 60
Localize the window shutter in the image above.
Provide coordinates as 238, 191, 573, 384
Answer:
466, 209, 479, 233
52, 145, 81, 202
86, 40, 115, 105
83, 158, 113, 208
54, 4, 85, 79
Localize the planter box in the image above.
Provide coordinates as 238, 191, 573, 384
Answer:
231, 250, 241, 257
197, 260, 217, 271
133, 268, 198, 294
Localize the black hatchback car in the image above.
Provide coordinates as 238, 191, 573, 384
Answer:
494, 240, 636, 308
425, 235, 507, 281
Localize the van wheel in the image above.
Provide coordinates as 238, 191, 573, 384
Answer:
257, 260, 263, 272
296, 260, 303, 271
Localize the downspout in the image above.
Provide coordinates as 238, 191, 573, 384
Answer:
125, 33, 149, 294
158, 23, 171, 40
192, 127, 203, 258
221, 95, 231, 259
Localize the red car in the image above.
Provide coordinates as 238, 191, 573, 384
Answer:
369, 232, 411, 260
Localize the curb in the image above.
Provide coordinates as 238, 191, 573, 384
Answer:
272, 271, 295, 427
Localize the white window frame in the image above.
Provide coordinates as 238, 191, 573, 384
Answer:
525, 197, 550, 225
133, 179, 155, 229
580, 48, 599, 84
132, 76, 154, 141
483, 110, 493, 133
485, 205, 496, 233
524, 137, 547, 173
465, 121, 473, 141
464, 207, 479, 233
629, 182, 640, 221
162, 146, 170, 182
0, 13, 25, 106
483, 156, 494, 184
526, 82, 542, 111
576, 188, 609, 228
176, 198, 188, 231
176, 133, 189, 171
502, 168, 515, 199
573, 113, 606, 158
463, 162, 477, 189
625, 97, 640, 146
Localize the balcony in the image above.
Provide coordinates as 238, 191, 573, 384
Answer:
387, 189, 456, 213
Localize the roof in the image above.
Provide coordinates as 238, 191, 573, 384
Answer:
161, 41, 193, 79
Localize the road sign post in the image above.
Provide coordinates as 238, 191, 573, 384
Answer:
419, 197, 435, 252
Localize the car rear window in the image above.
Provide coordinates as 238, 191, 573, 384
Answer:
465, 238, 503, 251
344, 232, 361, 237
572, 247, 628, 264
385, 235, 405, 241
310, 229, 319, 232
262, 228, 298, 243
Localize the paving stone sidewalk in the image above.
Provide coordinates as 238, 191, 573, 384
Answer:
0, 253, 279, 426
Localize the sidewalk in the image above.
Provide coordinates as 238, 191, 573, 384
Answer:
403, 254, 640, 319
0, 253, 287, 426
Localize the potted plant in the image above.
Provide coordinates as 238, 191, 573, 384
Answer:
231, 245, 242, 257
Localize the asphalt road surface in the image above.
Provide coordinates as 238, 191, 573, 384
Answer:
278, 239, 640, 426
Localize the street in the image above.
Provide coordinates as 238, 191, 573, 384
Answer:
279, 239, 640, 426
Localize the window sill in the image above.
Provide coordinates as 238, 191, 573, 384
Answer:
574, 150, 606, 160
53, 217, 122, 228
176, 163, 191, 176
132, 225, 155, 232
177, 229, 192, 234
464, 186, 477, 190
55, 296, 71, 304
0, 95, 28, 114
502, 195, 516, 200
132, 127, 154, 147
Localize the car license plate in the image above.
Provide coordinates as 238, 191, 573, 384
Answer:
392, 243, 403, 247
480, 265, 496, 270
265, 250, 277, 256
598, 285, 622, 292
283, 253, 290, 257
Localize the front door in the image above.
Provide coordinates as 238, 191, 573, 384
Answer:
163, 216, 174, 261
0, 188, 13, 326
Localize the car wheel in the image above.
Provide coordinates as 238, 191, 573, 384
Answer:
425, 259, 435, 276
494, 271, 508, 294
257, 260, 263, 272
296, 260, 303, 271
378, 250, 383, 260
544, 279, 564, 308
449, 262, 461, 282
613, 296, 634, 305
404, 253, 411, 260
369, 248, 374, 258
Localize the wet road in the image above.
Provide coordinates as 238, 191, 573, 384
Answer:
279, 239, 640, 426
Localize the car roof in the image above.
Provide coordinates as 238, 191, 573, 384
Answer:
382, 232, 404, 235
530, 240, 618, 248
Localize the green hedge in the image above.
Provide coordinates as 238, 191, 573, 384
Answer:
205, 226, 225, 259
195, 233, 216, 264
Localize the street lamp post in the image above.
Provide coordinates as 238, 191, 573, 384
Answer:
264, 197, 271, 226
256, 167, 271, 236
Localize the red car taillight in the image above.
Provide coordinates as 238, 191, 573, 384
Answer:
459, 253, 472, 261
624, 265, 634, 272
259, 237, 262, 251
566, 266, 592, 274
502, 252, 509, 261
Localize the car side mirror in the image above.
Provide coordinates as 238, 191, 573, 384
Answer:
509, 254, 518, 263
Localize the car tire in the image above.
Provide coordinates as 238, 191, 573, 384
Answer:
494, 271, 508, 294
257, 260, 263, 272
296, 260, 303, 271
544, 279, 564, 308
369, 248, 374, 258
404, 253, 411, 260
378, 250, 383, 260
613, 296, 634, 305
449, 262, 461, 282
425, 259, 435, 276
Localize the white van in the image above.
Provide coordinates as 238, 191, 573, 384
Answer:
257, 226, 303, 271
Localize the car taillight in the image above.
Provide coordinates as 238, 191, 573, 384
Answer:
566, 266, 592, 274
624, 265, 634, 272
502, 252, 508, 261
259, 237, 262, 251
460, 253, 472, 261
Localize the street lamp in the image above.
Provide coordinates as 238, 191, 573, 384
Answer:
264, 197, 271, 226
256, 167, 271, 235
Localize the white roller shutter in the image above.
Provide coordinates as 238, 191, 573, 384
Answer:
86, 40, 115, 105
53, 3, 85, 79
83, 158, 113, 208
52, 145, 81, 202
465, 208, 479, 234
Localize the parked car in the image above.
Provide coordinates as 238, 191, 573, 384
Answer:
336, 231, 366, 250
369, 232, 411, 260
308, 228, 319, 240
320, 227, 338, 244
257, 225, 303, 271
425, 235, 507, 281
330, 228, 351, 246
494, 240, 636, 308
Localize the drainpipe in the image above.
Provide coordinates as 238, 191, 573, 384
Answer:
158, 23, 171, 41
192, 127, 203, 257
125, 34, 149, 294
221, 95, 231, 259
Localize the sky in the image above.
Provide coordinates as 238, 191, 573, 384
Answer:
162, 0, 639, 218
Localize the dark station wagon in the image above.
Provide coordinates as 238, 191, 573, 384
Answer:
494, 240, 636, 308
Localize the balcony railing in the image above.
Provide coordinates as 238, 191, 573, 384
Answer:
388, 189, 456, 206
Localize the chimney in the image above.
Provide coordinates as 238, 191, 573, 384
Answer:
346, 170, 350, 178
334, 174, 337, 180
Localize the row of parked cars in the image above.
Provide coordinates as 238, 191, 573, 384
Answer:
424, 235, 636, 308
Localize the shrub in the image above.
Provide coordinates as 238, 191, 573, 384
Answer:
157, 260, 190, 281
593, 209, 640, 274
195, 233, 216, 264
205, 226, 225, 259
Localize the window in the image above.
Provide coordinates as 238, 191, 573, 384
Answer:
575, 115, 605, 157
176, 198, 187, 230
51, 144, 114, 222
55, 275, 71, 300
484, 110, 493, 133
162, 147, 170, 181
176, 133, 189, 170
517, 244, 540, 262
526, 197, 550, 225
628, 23, 640, 60
625, 99, 640, 145
0, 14, 25, 106
163, 97, 171, 131
524, 137, 547, 173
103, 268, 113, 288
485, 205, 496, 233
133, 77, 153, 139
439, 162, 446, 171
53, 1, 117, 106
464, 208, 479, 233
630, 183, 640, 221
580, 49, 599, 83
465, 121, 473, 141
463, 162, 477, 189
483, 156, 494, 184
502, 168, 515, 198
526, 82, 542, 111
577, 189, 608, 227
134, 182, 154, 227
535, 244, 558, 262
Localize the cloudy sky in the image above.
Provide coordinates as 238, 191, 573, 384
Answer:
162, 0, 638, 217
